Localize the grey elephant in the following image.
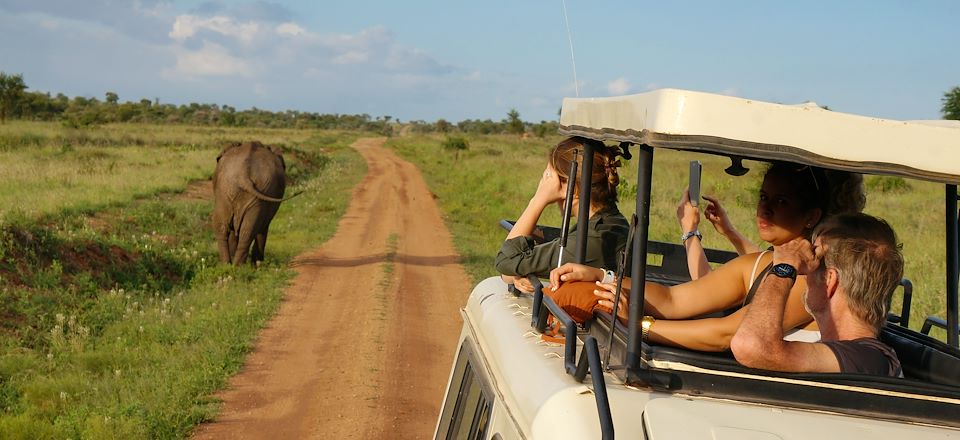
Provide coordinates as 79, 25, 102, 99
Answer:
212, 141, 293, 266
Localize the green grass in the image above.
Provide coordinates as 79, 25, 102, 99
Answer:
388, 133, 951, 341
0, 122, 364, 438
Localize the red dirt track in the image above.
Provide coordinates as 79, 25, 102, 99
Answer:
191, 138, 471, 439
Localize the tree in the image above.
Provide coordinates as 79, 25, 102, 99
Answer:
943, 86, 960, 121
105, 91, 119, 105
506, 108, 524, 136
0, 72, 27, 123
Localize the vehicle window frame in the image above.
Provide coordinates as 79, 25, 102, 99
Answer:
436, 340, 494, 440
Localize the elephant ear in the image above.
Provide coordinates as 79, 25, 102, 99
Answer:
269, 145, 287, 170
216, 142, 240, 162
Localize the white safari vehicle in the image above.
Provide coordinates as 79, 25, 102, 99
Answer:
434, 89, 960, 439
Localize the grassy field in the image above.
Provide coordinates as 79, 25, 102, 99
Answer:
388, 133, 951, 341
0, 121, 365, 439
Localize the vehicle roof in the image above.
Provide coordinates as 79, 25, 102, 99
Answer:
558, 88, 960, 184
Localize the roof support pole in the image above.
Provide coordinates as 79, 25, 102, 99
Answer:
947, 185, 959, 348
575, 141, 595, 264
626, 144, 653, 372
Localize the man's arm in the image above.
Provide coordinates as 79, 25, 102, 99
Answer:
730, 238, 839, 373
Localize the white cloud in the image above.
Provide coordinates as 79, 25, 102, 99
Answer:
607, 77, 631, 95
276, 22, 304, 37
169, 14, 260, 45
644, 83, 660, 91
164, 41, 251, 78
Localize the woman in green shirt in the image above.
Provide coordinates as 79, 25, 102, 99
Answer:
496, 136, 631, 293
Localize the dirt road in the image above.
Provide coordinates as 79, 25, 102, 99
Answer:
192, 138, 471, 439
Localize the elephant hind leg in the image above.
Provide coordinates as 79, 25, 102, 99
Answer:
215, 223, 235, 264
232, 229, 253, 266
252, 232, 268, 266
228, 231, 239, 263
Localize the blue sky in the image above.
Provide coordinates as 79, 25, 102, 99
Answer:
0, 0, 957, 123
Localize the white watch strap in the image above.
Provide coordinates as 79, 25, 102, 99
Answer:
601, 269, 616, 284
681, 230, 702, 243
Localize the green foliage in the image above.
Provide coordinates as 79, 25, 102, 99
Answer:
0, 72, 27, 123
0, 71, 397, 133
442, 135, 469, 152
505, 109, 524, 136
942, 86, 960, 121
865, 175, 911, 193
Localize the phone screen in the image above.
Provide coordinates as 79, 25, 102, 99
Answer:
689, 160, 702, 207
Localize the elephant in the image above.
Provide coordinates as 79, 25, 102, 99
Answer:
212, 141, 292, 266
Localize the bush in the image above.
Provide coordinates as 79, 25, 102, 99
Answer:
442, 135, 469, 152
442, 135, 469, 160
866, 176, 910, 193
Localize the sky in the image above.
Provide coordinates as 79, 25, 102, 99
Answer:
0, 0, 958, 123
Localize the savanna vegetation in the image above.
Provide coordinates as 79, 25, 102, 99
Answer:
0, 72, 558, 137
0, 71, 957, 438
389, 133, 954, 342
0, 121, 365, 438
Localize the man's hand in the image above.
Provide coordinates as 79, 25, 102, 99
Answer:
549, 263, 603, 290
774, 237, 822, 275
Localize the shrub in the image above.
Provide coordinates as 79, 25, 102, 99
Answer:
866, 175, 910, 193
442, 135, 469, 160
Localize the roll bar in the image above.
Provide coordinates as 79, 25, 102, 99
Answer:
946, 185, 959, 348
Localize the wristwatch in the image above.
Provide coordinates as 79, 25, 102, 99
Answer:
641, 315, 656, 341
770, 263, 798, 281
680, 230, 702, 243
601, 269, 616, 284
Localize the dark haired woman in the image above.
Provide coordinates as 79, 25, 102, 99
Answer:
495, 136, 631, 293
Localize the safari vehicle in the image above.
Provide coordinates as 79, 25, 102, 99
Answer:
434, 89, 960, 439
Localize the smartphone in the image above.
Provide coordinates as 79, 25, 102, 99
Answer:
689, 160, 702, 207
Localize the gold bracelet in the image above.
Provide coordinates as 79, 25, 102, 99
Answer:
641, 315, 656, 341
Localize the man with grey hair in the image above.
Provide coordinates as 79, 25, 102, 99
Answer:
731, 212, 904, 376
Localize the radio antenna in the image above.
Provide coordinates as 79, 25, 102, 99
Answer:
561, 0, 580, 97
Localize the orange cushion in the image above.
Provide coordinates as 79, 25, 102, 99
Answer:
546, 281, 608, 324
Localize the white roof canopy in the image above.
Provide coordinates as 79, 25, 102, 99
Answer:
559, 89, 960, 184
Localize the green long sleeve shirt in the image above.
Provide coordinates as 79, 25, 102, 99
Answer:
495, 205, 630, 279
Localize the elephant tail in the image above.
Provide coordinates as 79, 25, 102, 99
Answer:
239, 179, 302, 203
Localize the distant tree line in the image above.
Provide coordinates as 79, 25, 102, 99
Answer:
0, 71, 560, 137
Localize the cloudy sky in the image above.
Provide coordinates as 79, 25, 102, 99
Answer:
1, 0, 957, 122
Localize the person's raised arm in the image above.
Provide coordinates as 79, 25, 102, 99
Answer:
506, 165, 564, 241
677, 189, 711, 280
730, 238, 838, 372
499, 165, 566, 289
703, 194, 760, 256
